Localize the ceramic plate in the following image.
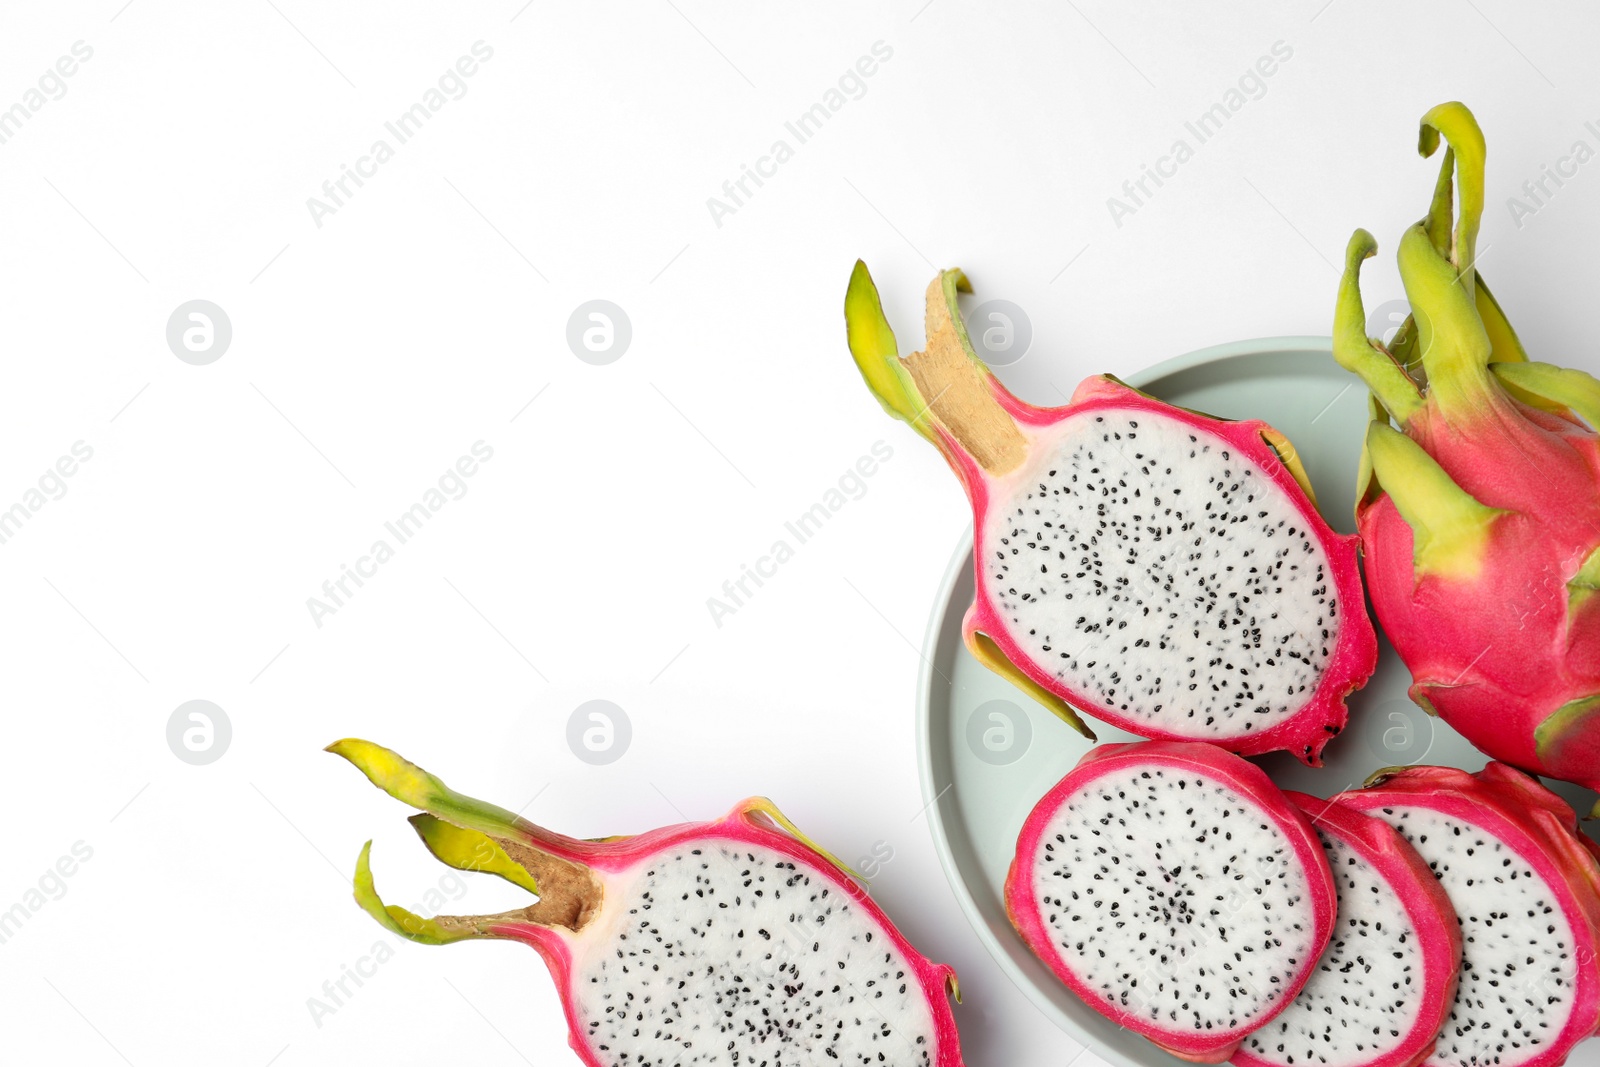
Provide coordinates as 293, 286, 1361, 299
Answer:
915, 335, 1600, 1067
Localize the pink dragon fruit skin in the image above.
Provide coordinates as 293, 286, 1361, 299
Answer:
958, 374, 1377, 765
1004, 740, 1338, 1063
328, 740, 966, 1067
1338, 763, 1600, 1067
846, 264, 1377, 765
1333, 102, 1600, 802
1232, 791, 1462, 1067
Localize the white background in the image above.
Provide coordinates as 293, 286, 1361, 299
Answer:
3, 2, 1599, 1064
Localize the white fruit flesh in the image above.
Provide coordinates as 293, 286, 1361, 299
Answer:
982, 410, 1340, 736
1240, 829, 1427, 1067
1027, 762, 1322, 1035
570, 839, 938, 1067
1368, 804, 1578, 1067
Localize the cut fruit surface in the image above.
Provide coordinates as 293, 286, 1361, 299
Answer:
1337, 764, 1600, 1067
1234, 793, 1462, 1067
845, 263, 1377, 764
329, 739, 968, 1067
977, 398, 1348, 744
1004, 741, 1336, 1063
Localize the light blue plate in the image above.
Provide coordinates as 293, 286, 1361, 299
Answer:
915, 336, 1600, 1067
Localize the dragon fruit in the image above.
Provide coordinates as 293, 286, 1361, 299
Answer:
327, 739, 966, 1067
846, 264, 1376, 763
1234, 793, 1462, 1067
1331, 102, 1600, 799
1337, 763, 1600, 1067
1004, 740, 1337, 1062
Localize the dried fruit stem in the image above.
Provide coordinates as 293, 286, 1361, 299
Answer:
328, 739, 604, 943
410, 813, 597, 930
902, 271, 1027, 475
845, 261, 1028, 476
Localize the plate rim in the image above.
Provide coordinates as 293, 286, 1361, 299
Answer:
914, 335, 1338, 1063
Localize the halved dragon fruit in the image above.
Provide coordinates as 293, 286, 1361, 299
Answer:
1332, 102, 1600, 798
1004, 740, 1336, 1062
328, 739, 966, 1067
1234, 793, 1462, 1067
846, 265, 1376, 764
1337, 763, 1600, 1067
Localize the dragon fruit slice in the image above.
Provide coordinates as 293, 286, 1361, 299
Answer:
845, 265, 1376, 764
1234, 793, 1462, 1067
1004, 740, 1337, 1062
1337, 763, 1600, 1067
327, 739, 966, 1067
1332, 102, 1600, 799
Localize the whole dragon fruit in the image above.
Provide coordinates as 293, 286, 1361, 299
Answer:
1233, 792, 1462, 1067
328, 740, 967, 1067
1338, 763, 1600, 1067
846, 264, 1376, 763
1005, 741, 1338, 1062
1332, 102, 1600, 801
